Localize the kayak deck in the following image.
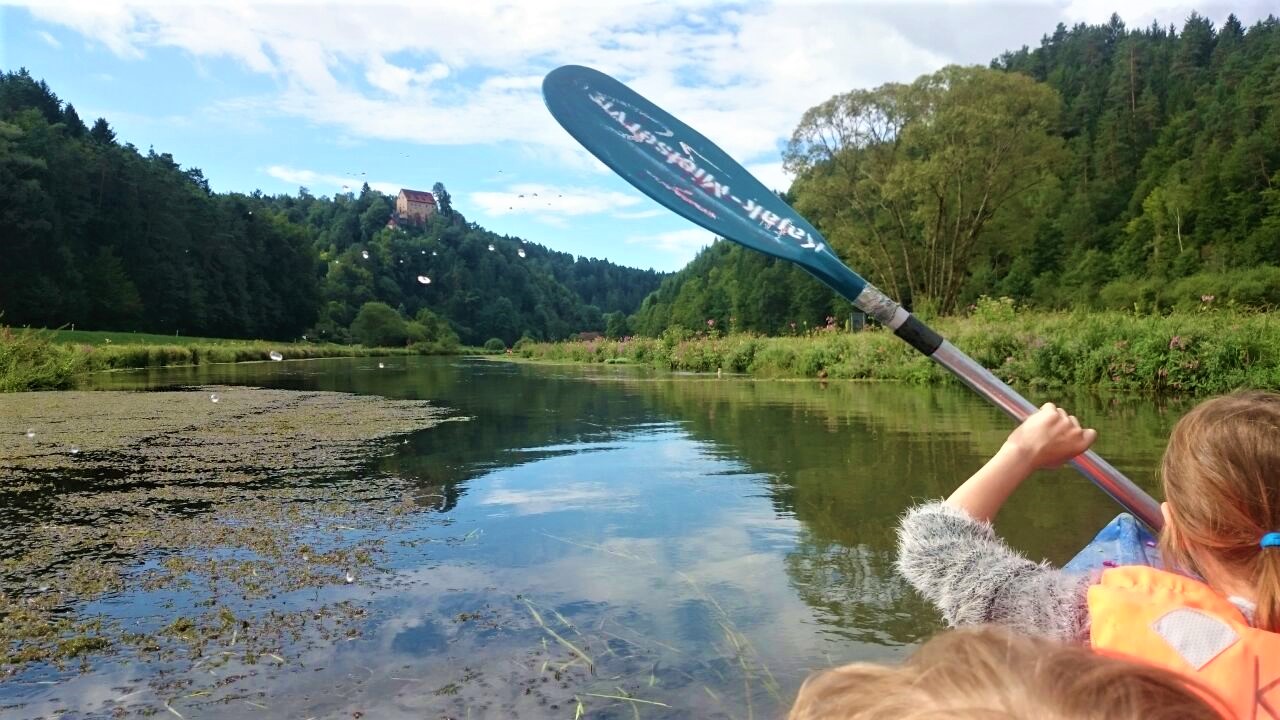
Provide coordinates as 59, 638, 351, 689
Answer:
1064, 513, 1161, 573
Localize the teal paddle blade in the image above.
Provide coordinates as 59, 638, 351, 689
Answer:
542, 64, 869, 302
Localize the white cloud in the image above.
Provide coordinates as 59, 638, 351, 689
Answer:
534, 214, 569, 228
22, 0, 1274, 176
469, 183, 643, 217
37, 30, 61, 48
17, 1, 945, 164
613, 208, 665, 220
364, 57, 450, 98
263, 165, 399, 196
480, 482, 632, 515
625, 228, 716, 259
744, 162, 793, 194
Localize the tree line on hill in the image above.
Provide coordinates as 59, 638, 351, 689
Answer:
630, 12, 1280, 336
0, 68, 663, 346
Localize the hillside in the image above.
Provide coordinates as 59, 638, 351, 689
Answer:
0, 69, 663, 345
630, 12, 1280, 335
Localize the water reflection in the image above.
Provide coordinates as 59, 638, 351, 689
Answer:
4, 357, 1188, 717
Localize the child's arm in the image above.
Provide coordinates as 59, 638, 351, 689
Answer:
946, 403, 1098, 523
896, 502, 1093, 642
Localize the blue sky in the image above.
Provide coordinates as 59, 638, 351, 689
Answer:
3, 1, 1273, 271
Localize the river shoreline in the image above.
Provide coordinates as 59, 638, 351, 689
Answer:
0, 326, 465, 392
513, 306, 1280, 397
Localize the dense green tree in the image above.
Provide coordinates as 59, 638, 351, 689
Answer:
603, 311, 630, 339
89, 117, 114, 144
349, 301, 408, 347
61, 103, 85, 137
784, 65, 1065, 313
432, 181, 453, 217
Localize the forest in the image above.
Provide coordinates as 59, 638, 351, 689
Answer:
0, 68, 662, 346
632, 12, 1280, 334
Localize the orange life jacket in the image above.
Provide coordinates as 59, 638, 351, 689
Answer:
1088, 566, 1280, 720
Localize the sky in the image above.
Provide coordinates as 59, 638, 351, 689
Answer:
2, 1, 1274, 272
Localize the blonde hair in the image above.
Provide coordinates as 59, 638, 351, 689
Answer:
788, 626, 1223, 720
1159, 390, 1280, 632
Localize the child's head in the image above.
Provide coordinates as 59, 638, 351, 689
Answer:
1159, 390, 1280, 631
788, 626, 1222, 720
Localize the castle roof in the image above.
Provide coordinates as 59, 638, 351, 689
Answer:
399, 189, 436, 205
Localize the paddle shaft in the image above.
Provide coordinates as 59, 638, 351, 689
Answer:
855, 284, 1165, 531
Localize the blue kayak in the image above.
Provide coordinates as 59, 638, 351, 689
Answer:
1064, 513, 1161, 573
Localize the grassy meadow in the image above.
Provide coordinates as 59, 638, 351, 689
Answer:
1, 326, 455, 392
516, 300, 1280, 397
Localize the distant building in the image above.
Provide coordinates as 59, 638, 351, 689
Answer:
396, 188, 437, 224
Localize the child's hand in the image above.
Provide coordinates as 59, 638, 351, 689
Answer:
1004, 403, 1098, 469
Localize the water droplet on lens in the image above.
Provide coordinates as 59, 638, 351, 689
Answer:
345, 571, 355, 584
210, 393, 220, 403
301, 553, 309, 562
417, 275, 431, 285
421, 250, 425, 254
25, 428, 35, 440
432, 251, 437, 256
69, 446, 79, 455
378, 362, 385, 369
488, 244, 495, 252
361, 250, 370, 260
269, 351, 284, 362
518, 248, 526, 258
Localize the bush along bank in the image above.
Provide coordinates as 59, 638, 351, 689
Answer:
1, 326, 459, 392
514, 300, 1280, 397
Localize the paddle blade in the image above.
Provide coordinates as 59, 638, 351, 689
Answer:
542, 65, 868, 301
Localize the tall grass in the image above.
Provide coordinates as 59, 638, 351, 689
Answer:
516, 303, 1280, 397
0, 327, 89, 392
1, 326, 460, 392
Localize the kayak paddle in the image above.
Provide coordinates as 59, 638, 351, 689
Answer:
542, 64, 1163, 531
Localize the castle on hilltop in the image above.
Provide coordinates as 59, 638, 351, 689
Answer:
386, 188, 436, 230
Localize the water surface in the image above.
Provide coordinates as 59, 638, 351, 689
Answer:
5, 357, 1185, 718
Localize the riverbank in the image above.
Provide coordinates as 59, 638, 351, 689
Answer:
1, 386, 451, 709
0, 326, 459, 392
515, 305, 1280, 396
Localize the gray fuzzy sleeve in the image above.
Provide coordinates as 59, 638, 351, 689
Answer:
895, 501, 1092, 643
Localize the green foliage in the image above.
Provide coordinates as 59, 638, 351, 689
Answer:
0, 326, 87, 392
0, 321, 449, 391
785, 65, 1065, 313
632, 15, 1280, 336
431, 182, 453, 217
0, 69, 663, 349
349, 302, 408, 347
413, 308, 460, 351
520, 307, 1280, 396
0, 69, 320, 339
265, 190, 660, 346
483, 337, 506, 353
603, 311, 630, 339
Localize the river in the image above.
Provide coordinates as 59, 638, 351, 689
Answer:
2, 356, 1183, 719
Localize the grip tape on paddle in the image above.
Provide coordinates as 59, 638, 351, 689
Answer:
895, 315, 944, 356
